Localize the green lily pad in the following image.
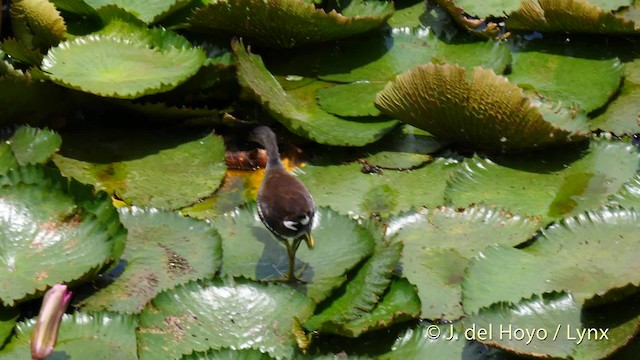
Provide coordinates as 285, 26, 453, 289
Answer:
375, 63, 589, 152
387, 0, 426, 28
445, 139, 640, 221
52, 129, 227, 210
11, 0, 67, 49
83, 0, 192, 23
8, 125, 61, 166
297, 155, 461, 217
591, 59, 640, 135
387, 206, 541, 320
379, 323, 463, 359
319, 28, 512, 83
233, 40, 397, 146
215, 203, 376, 303
608, 173, 640, 209
0, 312, 137, 359
50, 0, 99, 17
507, 45, 623, 113
464, 292, 640, 359
0, 144, 18, 176
317, 82, 385, 117
0, 37, 44, 65
42, 34, 205, 99
189, 0, 394, 49
305, 241, 403, 333
0, 72, 70, 126
340, 278, 421, 337
0, 165, 126, 305
136, 278, 315, 360
0, 308, 18, 346
361, 125, 443, 170
506, 0, 639, 34
181, 348, 275, 360
80, 207, 222, 313
462, 206, 640, 315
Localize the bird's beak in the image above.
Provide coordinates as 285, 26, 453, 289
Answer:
305, 233, 314, 249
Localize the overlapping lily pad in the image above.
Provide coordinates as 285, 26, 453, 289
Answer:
376, 63, 589, 152
507, 44, 623, 113
0, 165, 126, 305
52, 129, 227, 210
80, 207, 222, 313
462, 206, 640, 315
361, 125, 443, 170
189, 0, 394, 48
608, 173, 640, 209
297, 155, 461, 217
7, 125, 61, 166
0, 312, 137, 359
136, 278, 315, 360
386, 206, 541, 320
464, 292, 640, 359
304, 241, 403, 334
83, 0, 192, 23
42, 34, 205, 99
233, 40, 397, 146
214, 203, 376, 303
445, 139, 640, 221
591, 59, 640, 135
11, 0, 67, 49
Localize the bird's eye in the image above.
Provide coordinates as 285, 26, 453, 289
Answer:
298, 214, 310, 225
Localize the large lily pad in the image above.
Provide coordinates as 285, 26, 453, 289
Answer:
0, 312, 137, 359
52, 129, 227, 210
507, 44, 623, 113
189, 0, 394, 49
136, 278, 315, 360
0, 165, 126, 305
462, 206, 640, 315
297, 155, 461, 217
445, 139, 640, 221
42, 34, 205, 99
80, 207, 222, 313
214, 203, 376, 303
375, 63, 589, 152
233, 40, 397, 146
319, 28, 512, 83
464, 292, 640, 359
387, 206, 541, 320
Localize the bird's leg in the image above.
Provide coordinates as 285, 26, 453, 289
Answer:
283, 238, 306, 283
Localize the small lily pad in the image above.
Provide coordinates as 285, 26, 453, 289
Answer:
0, 308, 18, 346
42, 34, 206, 99
0, 312, 137, 359
8, 125, 61, 166
136, 278, 315, 360
215, 203, 376, 303
181, 348, 275, 360
189, 0, 394, 48
11, 0, 66, 49
375, 63, 589, 152
80, 207, 222, 313
52, 129, 227, 210
360, 125, 443, 170
0, 165, 126, 305
462, 206, 640, 315
317, 82, 385, 117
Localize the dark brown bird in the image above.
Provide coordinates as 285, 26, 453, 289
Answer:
250, 126, 315, 282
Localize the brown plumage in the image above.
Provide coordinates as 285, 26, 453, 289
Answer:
250, 126, 315, 282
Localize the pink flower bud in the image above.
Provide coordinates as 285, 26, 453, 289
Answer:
30, 284, 72, 360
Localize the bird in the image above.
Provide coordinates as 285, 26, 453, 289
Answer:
250, 126, 315, 283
